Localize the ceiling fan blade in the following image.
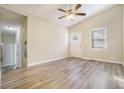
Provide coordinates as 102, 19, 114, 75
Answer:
58, 8, 67, 13
75, 13, 86, 16
75, 4, 82, 11
58, 15, 67, 19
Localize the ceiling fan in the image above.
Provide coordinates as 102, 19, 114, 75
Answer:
57, 4, 86, 20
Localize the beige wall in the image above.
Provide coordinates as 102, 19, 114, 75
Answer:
69, 5, 123, 64
0, 29, 1, 43
123, 5, 124, 66
1, 5, 123, 66
0, 5, 68, 66
21, 17, 27, 67
27, 15, 68, 66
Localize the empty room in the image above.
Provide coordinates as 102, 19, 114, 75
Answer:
0, 4, 124, 89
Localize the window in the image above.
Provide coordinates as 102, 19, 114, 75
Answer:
91, 27, 107, 49
72, 34, 78, 40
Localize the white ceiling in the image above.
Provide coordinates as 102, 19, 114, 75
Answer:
1, 4, 115, 27
10, 4, 115, 27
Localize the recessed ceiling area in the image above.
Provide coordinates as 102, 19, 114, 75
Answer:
8, 4, 115, 27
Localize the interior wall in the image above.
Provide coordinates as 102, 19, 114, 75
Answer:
20, 17, 27, 67
27, 15, 68, 66
69, 5, 123, 64
0, 5, 69, 67
0, 29, 1, 43
15, 27, 21, 68
0, 28, 1, 86
123, 5, 124, 66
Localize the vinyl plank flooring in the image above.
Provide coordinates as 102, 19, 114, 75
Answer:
1, 57, 124, 89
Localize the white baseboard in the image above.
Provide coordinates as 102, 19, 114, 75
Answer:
28, 56, 69, 67
2, 64, 16, 67
82, 57, 123, 65
123, 63, 124, 67
28, 56, 123, 67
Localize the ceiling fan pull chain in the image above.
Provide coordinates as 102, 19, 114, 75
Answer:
70, 4, 71, 10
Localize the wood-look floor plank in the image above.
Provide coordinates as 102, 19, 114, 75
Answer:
1, 57, 124, 89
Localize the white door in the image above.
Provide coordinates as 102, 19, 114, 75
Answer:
70, 32, 82, 58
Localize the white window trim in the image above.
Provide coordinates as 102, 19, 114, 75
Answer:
90, 27, 107, 51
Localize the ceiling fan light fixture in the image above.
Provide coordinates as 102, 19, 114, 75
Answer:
57, 4, 86, 20
8, 26, 13, 30
66, 14, 74, 20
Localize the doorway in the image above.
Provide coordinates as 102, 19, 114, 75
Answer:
69, 32, 82, 58
0, 7, 27, 72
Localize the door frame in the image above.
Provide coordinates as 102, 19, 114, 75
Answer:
0, 43, 4, 66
